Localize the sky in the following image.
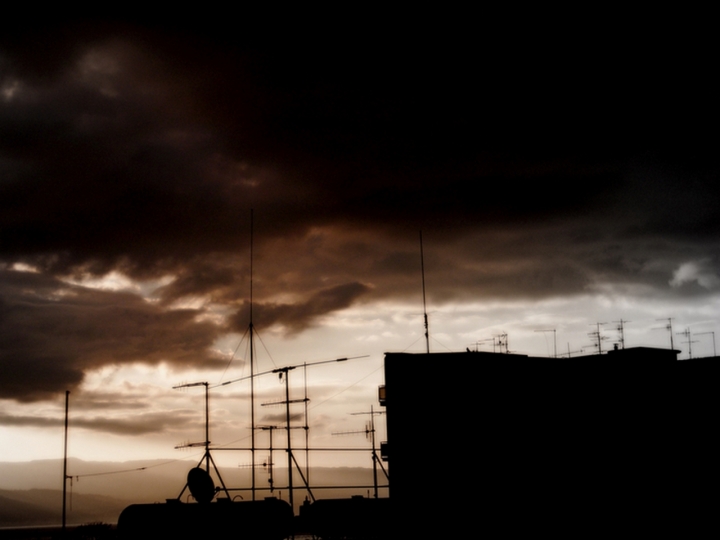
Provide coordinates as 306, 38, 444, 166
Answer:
0, 18, 718, 474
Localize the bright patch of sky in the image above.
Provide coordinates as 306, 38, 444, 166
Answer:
1, 78, 20, 102
61, 271, 175, 297
0, 425, 65, 462
10, 262, 40, 273
670, 260, 720, 289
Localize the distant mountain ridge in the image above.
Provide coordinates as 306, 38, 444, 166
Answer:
0, 491, 59, 526
0, 489, 128, 527
0, 458, 193, 501
0, 458, 382, 527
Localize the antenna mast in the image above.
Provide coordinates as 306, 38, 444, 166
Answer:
677, 327, 697, 360
696, 331, 717, 357
420, 231, 430, 353
250, 209, 256, 500
535, 329, 557, 358
173, 381, 230, 500
349, 405, 386, 498
62, 390, 69, 535
614, 319, 630, 350
667, 319, 675, 351
589, 323, 608, 354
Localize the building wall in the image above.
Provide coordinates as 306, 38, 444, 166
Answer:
383, 349, 676, 534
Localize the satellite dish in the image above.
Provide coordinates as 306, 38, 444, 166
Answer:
187, 467, 215, 503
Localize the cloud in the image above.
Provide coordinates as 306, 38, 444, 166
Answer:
1, 20, 719, 405
229, 282, 372, 334
71, 411, 196, 436
0, 412, 61, 428
670, 261, 720, 290
0, 409, 195, 436
0, 269, 226, 401
259, 412, 304, 425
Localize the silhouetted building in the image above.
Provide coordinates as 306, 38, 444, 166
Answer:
383, 347, 677, 536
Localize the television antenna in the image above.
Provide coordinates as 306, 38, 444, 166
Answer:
535, 329, 557, 358
349, 406, 388, 499
62, 390, 70, 536
493, 332, 510, 354
467, 338, 494, 352
248, 209, 258, 500
655, 318, 675, 350
696, 331, 717, 357
420, 231, 430, 354
172, 381, 230, 501
588, 323, 609, 354
560, 342, 585, 358
332, 405, 388, 498
613, 319, 630, 350
258, 425, 278, 492
677, 328, 698, 360
220, 209, 263, 500
217, 356, 365, 509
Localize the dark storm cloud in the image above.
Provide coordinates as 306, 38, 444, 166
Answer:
2, 19, 702, 268
1, 25, 714, 259
259, 412, 304, 425
228, 282, 371, 334
0, 412, 62, 428
1, 20, 719, 402
0, 269, 225, 401
70, 389, 152, 411
71, 410, 197, 436
0, 409, 196, 436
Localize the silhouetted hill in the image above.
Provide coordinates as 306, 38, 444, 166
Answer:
0, 459, 381, 498
0, 492, 58, 526
0, 458, 198, 502
0, 459, 383, 526
0, 489, 128, 527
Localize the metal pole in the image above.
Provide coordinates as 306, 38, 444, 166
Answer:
697, 331, 717, 358
371, 405, 378, 499
285, 370, 293, 512
205, 383, 210, 472
62, 390, 69, 536
269, 427, 274, 492
304, 363, 310, 489
250, 209, 256, 501
420, 231, 430, 354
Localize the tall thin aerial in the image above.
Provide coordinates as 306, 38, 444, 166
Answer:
664, 318, 675, 350
172, 381, 230, 500
535, 329, 557, 358
250, 209, 256, 500
614, 319, 630, 350
420, 231, 430, 354
696, 331, 717, 357
62, 390, 69, 535
677, 327, 696, 359
349, 405, 386, 499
